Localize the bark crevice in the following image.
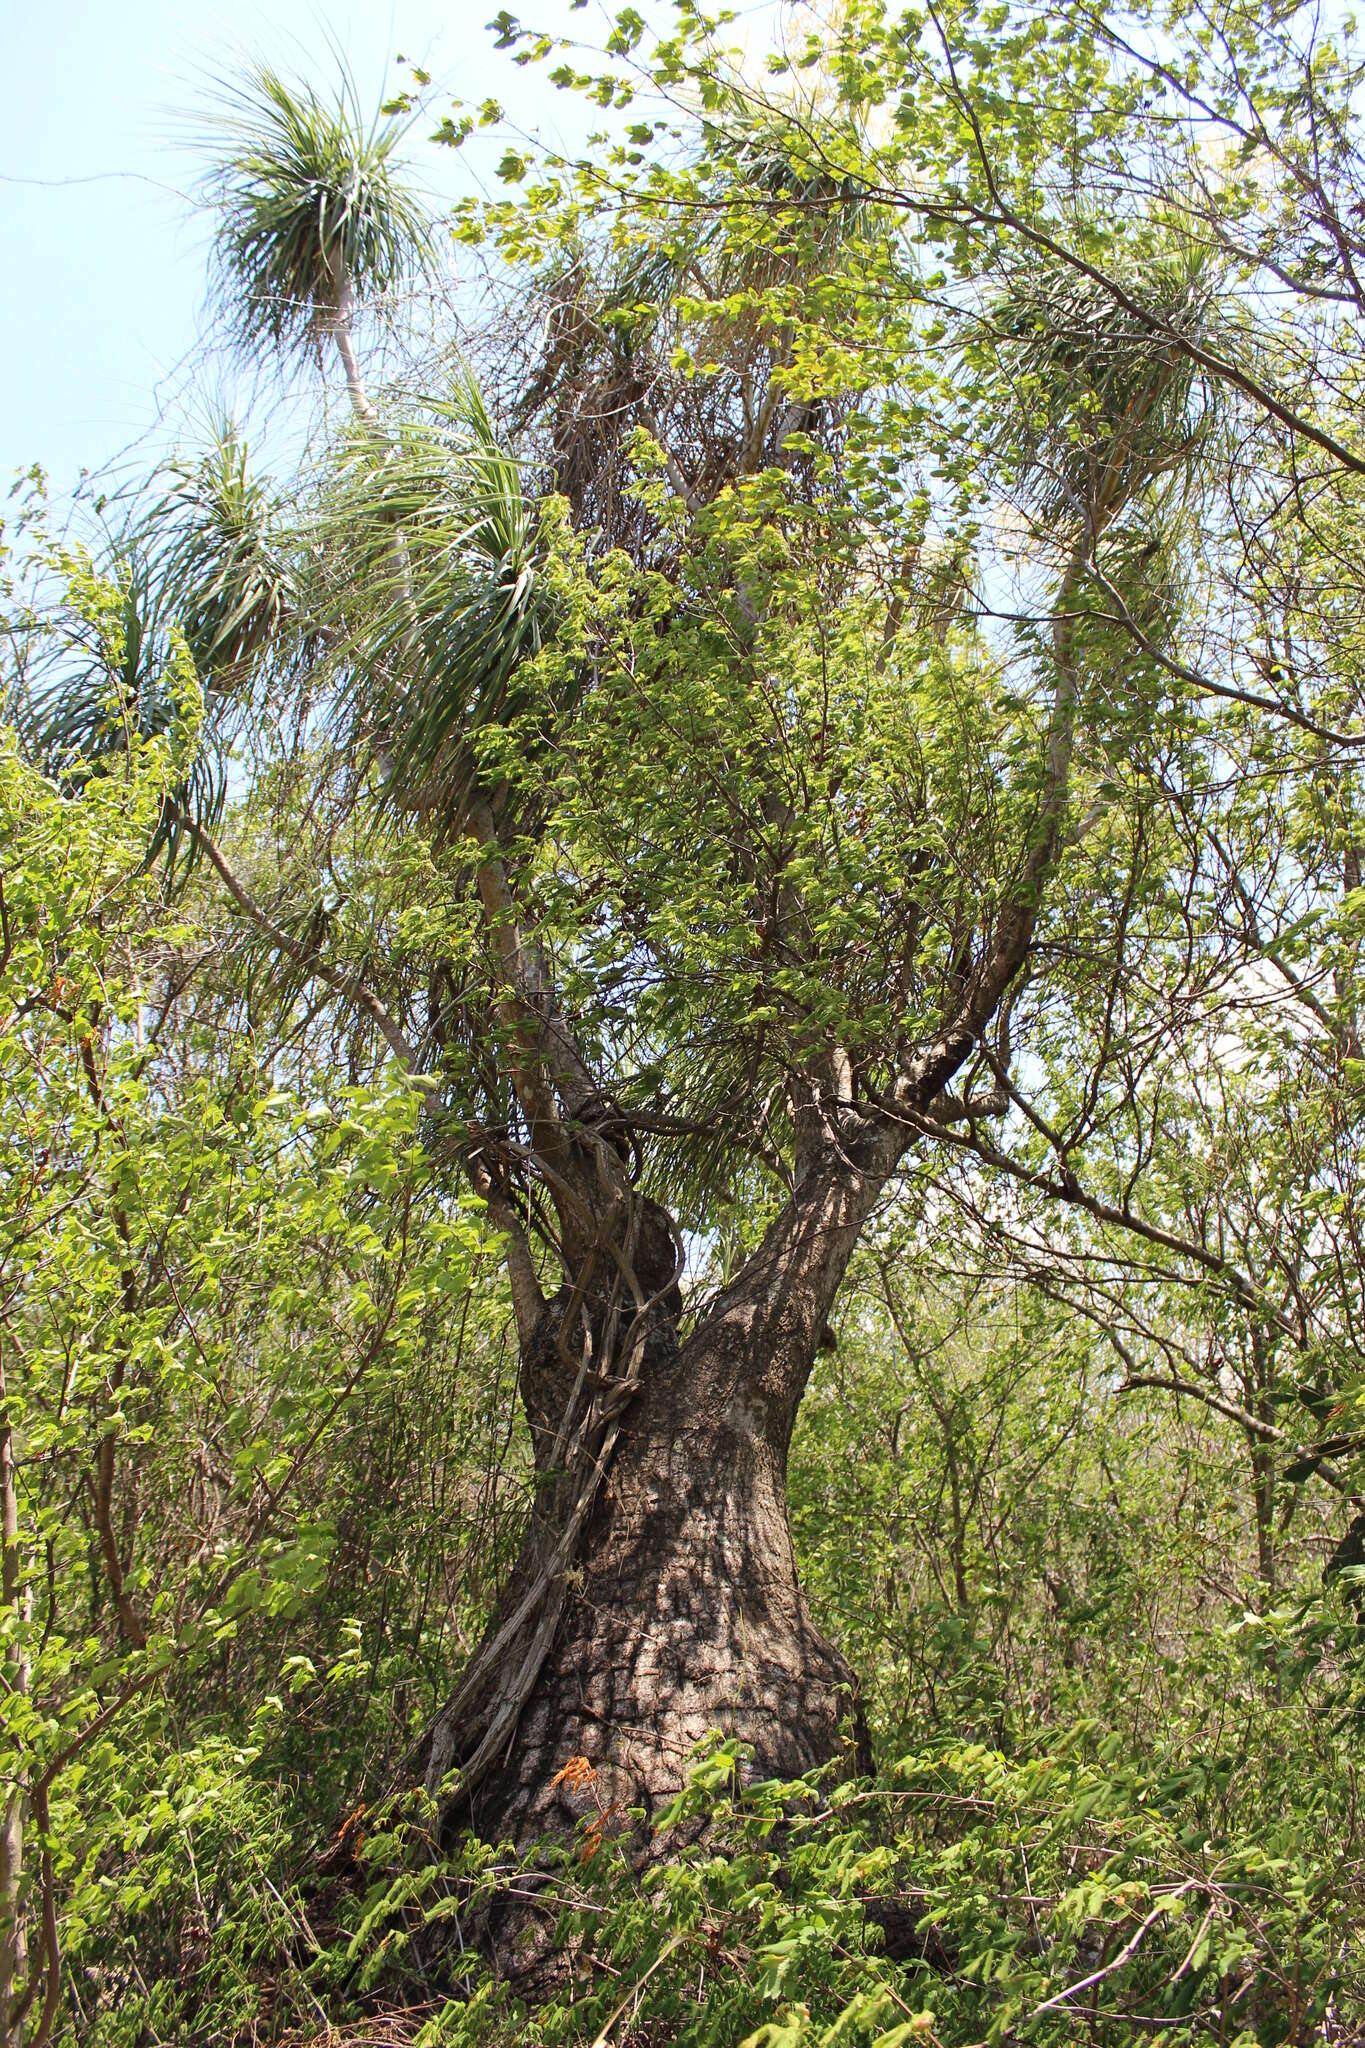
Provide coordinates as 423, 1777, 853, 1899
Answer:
417, 1134, 901, 1848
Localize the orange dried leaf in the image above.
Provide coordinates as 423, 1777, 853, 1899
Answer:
550, 1754, 596, 1792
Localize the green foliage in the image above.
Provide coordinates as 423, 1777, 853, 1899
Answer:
323, 378, 557, 827
0, 565, 526, 2038
205, 63, 432, 358
8, 0, 1365, 2041
14, 527, 213, 877
372, 1710, 1362, 2048
149, 420, 298, 705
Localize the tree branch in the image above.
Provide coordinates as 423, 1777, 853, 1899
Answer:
182, 812, 425, 1075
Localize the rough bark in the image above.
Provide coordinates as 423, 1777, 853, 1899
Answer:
463, 1314, 866, 1845
418, 1132, 900, 1851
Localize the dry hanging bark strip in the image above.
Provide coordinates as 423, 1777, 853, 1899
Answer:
420, 1215, 675, 1809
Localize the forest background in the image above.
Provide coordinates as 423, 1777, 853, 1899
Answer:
3, 1, 1365, 2043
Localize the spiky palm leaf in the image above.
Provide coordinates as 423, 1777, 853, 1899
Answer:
323, 377, 554, 829
23, 548, 225, 880
704, 131, 877, 292
26, 426, 299, 883
205, 64, 431, 360
988, 234, 1216, 513
150, 421, 297, 700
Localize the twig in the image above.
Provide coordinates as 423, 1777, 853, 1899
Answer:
589, 1930, 691, 2047
1029, 1885, 1197, 2017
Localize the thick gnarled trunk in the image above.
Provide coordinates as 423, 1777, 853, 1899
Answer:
464, 1313, 865, 1844
421, 1149, 895, 1850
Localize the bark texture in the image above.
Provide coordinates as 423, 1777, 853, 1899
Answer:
418, 1147, 895, 1849
464, 1312, 863, 1842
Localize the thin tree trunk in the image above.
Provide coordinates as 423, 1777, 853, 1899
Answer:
0, 1363, 27, 2048
1250, 1436, 1276, 1602
330, 271, 379, 427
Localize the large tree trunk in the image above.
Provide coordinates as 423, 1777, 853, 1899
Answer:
464, 1307, 865, 1844
419, 1146, 896, 1851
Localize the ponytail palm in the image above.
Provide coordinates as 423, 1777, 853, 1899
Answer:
25, 422, 298, 879
988, 236, 1215, 514
203, 70, 552, 828
152, 421, 297, 699
21, 57, 553, 978
206, 64, 432, 365
33, 75, 535, 876
325, 377, 554, 830
23, 547, 222, 880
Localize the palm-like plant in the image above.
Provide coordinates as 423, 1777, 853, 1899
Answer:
323, 376, 552, 829
27, 66, 554, 883
152, 420, 297, 699
204, 68, 561, 830
988, 234, 1216, 516
25, 421, 300, 879
22, 546, 224, 880
206, 64, 432, 409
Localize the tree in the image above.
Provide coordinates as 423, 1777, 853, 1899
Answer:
22, 0, 1365, 1874
10, 9, 1365, 2039
104, 38, 1214, 1859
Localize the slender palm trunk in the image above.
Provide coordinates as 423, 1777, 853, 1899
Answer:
330, 271, 379, 427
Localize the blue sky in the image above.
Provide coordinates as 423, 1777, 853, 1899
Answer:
0, 0, 581, 501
